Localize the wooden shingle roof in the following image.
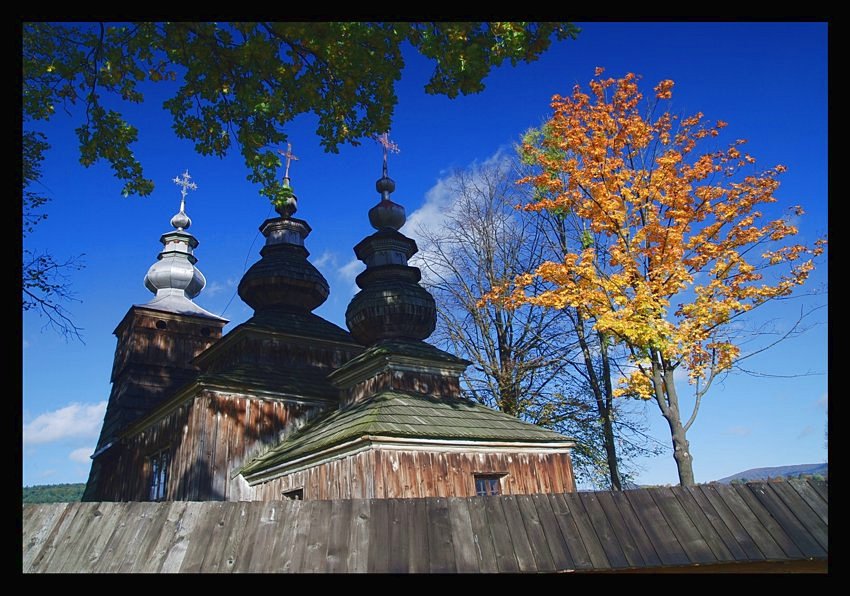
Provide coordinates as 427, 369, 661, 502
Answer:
22, 479, 827, 573
239, 391, 573, 477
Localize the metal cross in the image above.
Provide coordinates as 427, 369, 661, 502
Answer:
278, 143, 299, 180
172, 169, 198, 212
373, 132, 400, 177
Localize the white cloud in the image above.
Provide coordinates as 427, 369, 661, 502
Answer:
401, 176, 456, 248
23, 338, 30, 349
337, 258, 364, 296
205, 277, 237, 297
23, 401, 107, 445
69, 447, 93, 464
673, 366, 691, 386
402, 150, 510, 249
313, 250, 339, 270
816, 392, 828, 411
404, 150, 512, 286
723, 426, 751, 437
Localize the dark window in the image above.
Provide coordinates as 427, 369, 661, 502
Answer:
474, 474, 503, 496
200, 327, 211, 337
149, 450, 170, 501
283, 488, 304, 500
155, 320, 168, 330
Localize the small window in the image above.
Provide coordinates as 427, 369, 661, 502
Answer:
148, 449, 171, 501
200, 327, 211, 337
283, 488, 304, 501
155, 320, 168, 330
474, 474, 504, 496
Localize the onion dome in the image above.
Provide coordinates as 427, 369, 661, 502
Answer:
345, 138, 436, 345
141, 171, 224, 320
238, 166, 329, 314
143, 227, 206, 300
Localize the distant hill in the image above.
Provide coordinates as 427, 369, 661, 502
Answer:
23, 483, 86, 503
717, 463, 827, 484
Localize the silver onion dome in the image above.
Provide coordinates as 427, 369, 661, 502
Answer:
139, 170, 224, 320
143, 231, 206, 299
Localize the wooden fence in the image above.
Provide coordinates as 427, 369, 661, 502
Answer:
22, 479, 827, 573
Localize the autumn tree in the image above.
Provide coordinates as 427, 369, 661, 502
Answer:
22, 22, 578, 337
495, 69, 826, 486
413, 157, 662, 488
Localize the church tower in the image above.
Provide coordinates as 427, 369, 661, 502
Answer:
83, 171, 227, 501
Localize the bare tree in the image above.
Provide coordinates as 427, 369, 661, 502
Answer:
411, 157, 661, 488
413, 158, 569, 415
23, 130, 85, 341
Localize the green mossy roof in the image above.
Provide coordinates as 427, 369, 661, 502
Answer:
240, 391, 573, 477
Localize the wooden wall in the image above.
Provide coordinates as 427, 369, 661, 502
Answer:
111, 308, 223, 384
201, 334, 360, 376
248, 448, 575, 500
93, 392, 323, 502
343, 370, 464, 407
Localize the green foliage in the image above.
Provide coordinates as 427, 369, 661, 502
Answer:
270, 183, 295, 208
23, 131, 50, 236
23, 22, 578, 206
23, 483, 86, 503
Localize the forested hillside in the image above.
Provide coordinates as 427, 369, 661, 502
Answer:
23, 483, 85, 503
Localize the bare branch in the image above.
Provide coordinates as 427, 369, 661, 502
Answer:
22, 251, 86, 342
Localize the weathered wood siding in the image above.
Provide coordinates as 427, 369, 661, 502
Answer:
110, 309, 224, 385
22, 479, 828, 573
199, 333, 360, 376
94, 392, 323, 502
85, 309, 227, 502
343, 370, 463, 408
248, 449, 575, 500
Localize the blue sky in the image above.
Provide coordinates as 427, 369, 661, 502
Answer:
22, 22, 827, 488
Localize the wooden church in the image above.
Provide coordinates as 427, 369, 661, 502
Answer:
82, 147, 576, 503
31, 146, 826, 574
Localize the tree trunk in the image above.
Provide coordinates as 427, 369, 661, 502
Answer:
663, 411, 695, 486
575, 312, 622, 490
600, 411, 622, 490
494, 310, 518, 416
598, 336, 622, 490
653, 364, 696, 486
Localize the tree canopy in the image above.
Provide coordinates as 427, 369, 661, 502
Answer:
23, 22, 579, 203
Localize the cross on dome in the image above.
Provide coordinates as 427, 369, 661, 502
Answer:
278, 142, 299, 182
373, 132, 399, 178
171, 169, 198, 231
